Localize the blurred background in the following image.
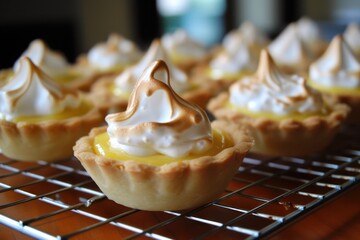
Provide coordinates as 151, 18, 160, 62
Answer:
0, 0, 359, 68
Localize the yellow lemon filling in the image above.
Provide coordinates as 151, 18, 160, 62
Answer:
308, 79, 360, 96
207, 67, 253, 81
13, 100, 92, 123
226, 102, 328, 121
93, 129, 233, 166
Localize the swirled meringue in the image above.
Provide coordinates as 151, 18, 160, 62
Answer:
14, 39, 69, 77
230, 50, 324, 115
1, 57, 80, 121
88, 33, 142, 70
309, 35, 360, 88
106, 60, 212, 158
115, 39, 189, 93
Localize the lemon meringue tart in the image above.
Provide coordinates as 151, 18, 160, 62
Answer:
309, 35, 360, 123
208, 50, 349, 157
74, 60, 253, 211
0, 57, 104, 161
90, 39, 219, 112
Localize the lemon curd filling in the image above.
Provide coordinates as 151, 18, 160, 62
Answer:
93, 129, 233, 166
12, 100, 92, 123
226, 102, 328, 121
207, 67, 253, 81
308, 79, 360, 96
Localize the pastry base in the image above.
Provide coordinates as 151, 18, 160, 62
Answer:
324, 93, 360, 124
73, 121, 253, 211
0, 103, 105, 162
208, 93, 350, 157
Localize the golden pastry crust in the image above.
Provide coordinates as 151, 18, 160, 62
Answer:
0, 102, 105, 162
322, 93, 360, 124
208, 92, 350, 156
73, 121, 253, 211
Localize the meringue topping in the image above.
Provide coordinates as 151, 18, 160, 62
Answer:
1, 57, 80, 121
344, 23, 360, 58
115, 39, 189, 93
309, 35, 360, 88
161, 29, 207, 61
14, 39, 69, 77
239, 21, 269, 47
296, 17, 327, 57
229, 50, 324, 115
88, 33, 142, 70
223, 21, 269, 53
106, 60, 212, 158
267, 24, 313, 74
210, 35, 258, 76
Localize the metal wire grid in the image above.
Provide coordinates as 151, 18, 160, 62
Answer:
0, 128, 359, 240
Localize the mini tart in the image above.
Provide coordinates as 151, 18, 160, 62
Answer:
208, 93, 349, 157
73, 120, 253, 211
90, 74, 223, 112
0, 100, 105, 162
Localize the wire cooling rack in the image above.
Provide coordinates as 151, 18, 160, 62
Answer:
0, 126, 360, 240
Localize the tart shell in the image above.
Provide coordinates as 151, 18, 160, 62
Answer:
0, 103, 105, 162
73, 121, 253, 211
208, 92, 350, 157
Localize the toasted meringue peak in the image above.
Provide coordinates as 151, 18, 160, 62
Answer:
344, 23, 360, 57
1, 57, 80, 121
210, 35, 258, 74
309, 35, 360, 88
296, 17, 327, 57
223, 22, 269, 52
88, 33, 142, 70
268, 24, 313, 74
14, 39, 69, 77
115, 39, 189, 93
229, 50, 324, 115
239, 21, 270, 46
106, 60, 212, 157
161, 29, 207, 60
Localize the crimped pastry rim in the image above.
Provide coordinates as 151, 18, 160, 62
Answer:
73, 120, 254, 174
208, 92, 350, 131
0, 99, 106, 161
